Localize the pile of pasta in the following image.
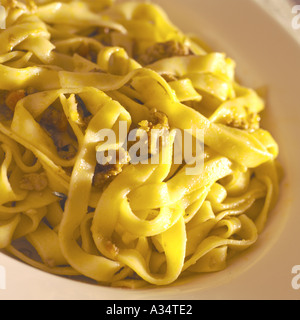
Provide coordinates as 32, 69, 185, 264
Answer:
0, 0, 281, 288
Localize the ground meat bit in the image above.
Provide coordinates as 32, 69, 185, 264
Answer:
138, 40, 191, 65
40, 106, 77, 160
138, 109, 170, 156
92, 163, 122, 189
150, 109, 169, 129
5, 90, 26, 111
56, 142, 77, 160
225, 111, 261, 130
19, 172, 48, 192
40, 106, 69, 133
93, 150, 130, 189
139, 109, 170, 133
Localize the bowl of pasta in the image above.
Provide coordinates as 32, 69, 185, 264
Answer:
0, 0, 299, 300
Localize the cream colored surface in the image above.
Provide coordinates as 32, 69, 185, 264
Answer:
253, 0, 300, 44
0, 0, 300, 300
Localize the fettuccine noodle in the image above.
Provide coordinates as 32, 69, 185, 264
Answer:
0, 0, 282, 288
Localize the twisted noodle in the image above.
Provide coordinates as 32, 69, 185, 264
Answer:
0, 0, 281, 288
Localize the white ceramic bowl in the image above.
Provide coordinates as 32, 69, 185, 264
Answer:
0, 0, 300, 300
